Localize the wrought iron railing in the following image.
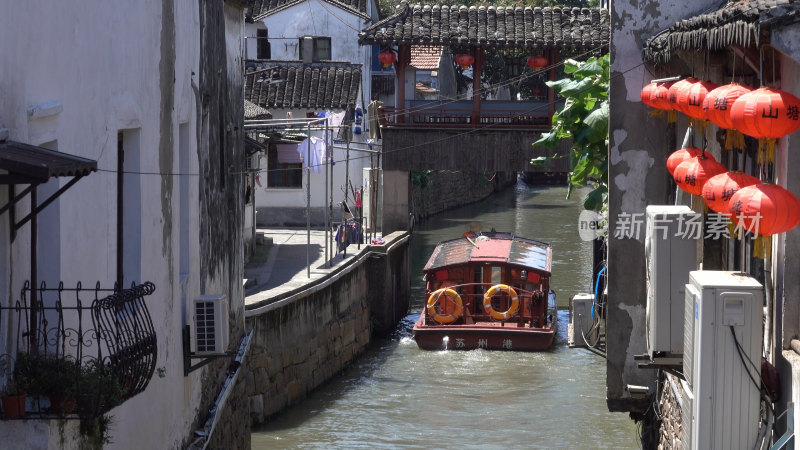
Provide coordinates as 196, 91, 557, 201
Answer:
0, 281, 156, 420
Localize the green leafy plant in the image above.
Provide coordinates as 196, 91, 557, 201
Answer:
532, 53, 609, 211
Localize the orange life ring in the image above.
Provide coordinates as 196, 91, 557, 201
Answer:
483, 284, 519, 320
426, 288, 463, 324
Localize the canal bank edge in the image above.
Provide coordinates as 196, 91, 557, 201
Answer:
410, 171, 517, 224
244, 231, 410, 424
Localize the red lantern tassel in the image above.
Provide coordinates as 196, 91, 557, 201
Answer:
752, 235, 772, 259
667, 110, 677, 123
649, 109, 665, 119
725, 129, 746, 151
757, 139, 777, 164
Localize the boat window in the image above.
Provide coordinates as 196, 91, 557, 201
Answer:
473, 266, 484, 296
491, 266, 502, 284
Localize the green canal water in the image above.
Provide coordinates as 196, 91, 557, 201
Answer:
251, 181, 639, 448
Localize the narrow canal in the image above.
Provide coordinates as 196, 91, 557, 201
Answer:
252, 181, 639, 448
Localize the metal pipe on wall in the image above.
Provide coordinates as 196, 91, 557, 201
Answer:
324, 120, 329, 267
306, 121, 311, 278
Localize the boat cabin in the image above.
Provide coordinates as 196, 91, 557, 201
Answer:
422, 232, 553, 328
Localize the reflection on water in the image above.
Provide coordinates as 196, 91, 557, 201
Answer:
252, 182, 638, 449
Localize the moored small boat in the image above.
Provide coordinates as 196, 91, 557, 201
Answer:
413, 231, 557, 351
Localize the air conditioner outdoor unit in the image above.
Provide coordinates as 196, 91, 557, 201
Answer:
683, 271, 763, 450
193, 294, 230, 355
570, 293, 593, 347
645, 205, 700, 358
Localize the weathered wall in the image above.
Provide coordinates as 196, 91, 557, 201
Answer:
607, 0, 719, 414
0, 0, 248, 448
410, 170, 517, 222
381, 128, 571, 172
244, 232, 409, 424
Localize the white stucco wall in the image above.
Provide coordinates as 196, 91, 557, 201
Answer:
254, 128, 372, 213
0, 1, 233, 448
244, 0, 373, 104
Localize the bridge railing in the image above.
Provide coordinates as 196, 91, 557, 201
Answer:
378, 106, 552, 130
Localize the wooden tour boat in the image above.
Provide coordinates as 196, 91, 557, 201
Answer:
413, 231, 557, 351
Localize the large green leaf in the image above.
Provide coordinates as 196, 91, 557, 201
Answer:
560, 78, 596, 97
575, 59, 604, 77
583, 185, 608, 211
584, 100, 609, 131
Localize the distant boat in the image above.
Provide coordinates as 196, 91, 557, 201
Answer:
413, 231, 557, 351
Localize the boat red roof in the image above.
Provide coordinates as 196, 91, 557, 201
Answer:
423, 233, 552, 274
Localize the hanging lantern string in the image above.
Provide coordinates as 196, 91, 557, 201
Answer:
759, 45, 764, 87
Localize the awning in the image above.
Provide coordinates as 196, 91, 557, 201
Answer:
0, 140, 97, 236
0, 140, 97, 184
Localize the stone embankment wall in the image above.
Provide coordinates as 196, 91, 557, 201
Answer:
244, 232, 410, 424
410, 171, 517, 221
657, 373, 684, 449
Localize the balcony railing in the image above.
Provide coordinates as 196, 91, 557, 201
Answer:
378, 105, 552, 129
0, 281, 156, 420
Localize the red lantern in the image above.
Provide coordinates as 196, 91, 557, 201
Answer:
527, 55, 548, 70
673, 156, 726, 196
730, 87, 800, 140
378, 50, 396, 69
641, 83, 658, 108
683, 80, 718, 120
668, 77, 698, 115
666, 147, 714, 177
703, 83, 752, 129
455, 54, 475, 70
729, 184, 800, 236
701, 171, 760, 215
650, 82, 674, 111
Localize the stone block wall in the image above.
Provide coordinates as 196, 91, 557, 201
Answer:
657, 373, 684, 449
410, 171, 516, 221
245, 232, 409, 424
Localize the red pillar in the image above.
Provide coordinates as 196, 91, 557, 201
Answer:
395, 45, 410, 124
471, 46, 483, 126
547, 48, 559, 123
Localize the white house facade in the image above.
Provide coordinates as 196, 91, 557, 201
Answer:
0, 1, 249, 448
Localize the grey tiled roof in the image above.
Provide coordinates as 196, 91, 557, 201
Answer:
244, 61, 361, 110
248, 0, 369, 21
644, 0, 800, 64
245, 100, 273, 120
359, 2, 609, 50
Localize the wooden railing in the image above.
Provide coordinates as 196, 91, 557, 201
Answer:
378, 106, 552, 129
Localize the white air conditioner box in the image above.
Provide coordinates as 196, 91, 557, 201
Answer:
193, 294, 230, 355
645, 205, 700, 357
683, 271, 762, 450
570, 293, 593, 347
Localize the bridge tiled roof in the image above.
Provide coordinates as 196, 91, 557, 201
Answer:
644, 0, 800, 64
244, 61, 361, 110
247, 0, 369, 21
410, 45, 441, 70
359, 1, 609, 51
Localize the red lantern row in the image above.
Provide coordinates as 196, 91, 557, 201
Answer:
642, 79, 800, 141
668, 148, 800, 236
